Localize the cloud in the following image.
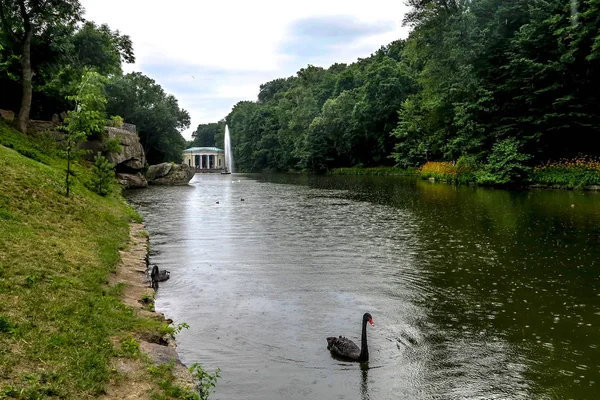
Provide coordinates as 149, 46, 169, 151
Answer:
80, 0, 412, 140
280, 15, 397, 68
290, 15, 395, 40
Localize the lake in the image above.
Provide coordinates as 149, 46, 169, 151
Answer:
127, 173, 600, 400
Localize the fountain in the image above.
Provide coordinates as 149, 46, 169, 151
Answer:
222, 124, 234, 174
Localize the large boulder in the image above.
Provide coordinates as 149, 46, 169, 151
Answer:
105, 127, 146, 170
146, 163, 195, 185
116, 172, 148, 189
80, 127, 146, 172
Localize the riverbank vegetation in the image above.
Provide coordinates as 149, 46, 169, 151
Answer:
191, 0, 599, 188
0, 121, 216, 398
0, 1, 189, 165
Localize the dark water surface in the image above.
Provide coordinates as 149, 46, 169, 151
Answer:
127, 174, 600, 400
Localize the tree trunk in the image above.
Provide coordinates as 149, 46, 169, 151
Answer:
16, 28, 33, 134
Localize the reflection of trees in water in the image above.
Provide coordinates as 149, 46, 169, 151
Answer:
360, 363, 369, 400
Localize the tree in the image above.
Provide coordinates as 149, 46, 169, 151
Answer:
90, 152, 115, 196
0, 0, 82, 133
105, 72, 190, 164
61, 71, 107, 197
191, 122, 220, 147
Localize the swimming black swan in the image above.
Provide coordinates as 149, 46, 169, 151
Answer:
327, 313, 374, 362
150, 265, 170, 290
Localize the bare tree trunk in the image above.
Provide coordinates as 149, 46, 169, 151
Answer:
16, 28, 33, 134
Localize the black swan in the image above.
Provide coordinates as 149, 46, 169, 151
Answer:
327, 313, 374, 362
150, 265, 170, 290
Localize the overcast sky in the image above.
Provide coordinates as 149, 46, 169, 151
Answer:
80, 0, 411, 140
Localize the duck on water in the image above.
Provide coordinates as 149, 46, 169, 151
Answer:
327, 313, 374, 362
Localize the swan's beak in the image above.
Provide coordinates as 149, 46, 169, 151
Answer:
369, 318, 374, 326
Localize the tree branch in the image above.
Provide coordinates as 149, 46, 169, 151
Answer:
17, 0, 30, 31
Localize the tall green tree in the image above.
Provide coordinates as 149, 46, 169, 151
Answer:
191, 122, 223, 147
0, 0, 82, 133
105, 72, 190, 164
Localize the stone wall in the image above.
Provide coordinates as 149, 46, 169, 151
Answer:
0, 109, 15, 122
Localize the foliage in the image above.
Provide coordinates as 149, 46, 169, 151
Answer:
60, 71, 107, 197
1, 2, 187, 166
0, 0, 84, 131
102, 136, 123, 153
105, 72, 190, 164
159, 321, 190, 338
420, 161, 458, 182
190, 363, 221, 400
120, 336, 141, 357
223, 41, 417, 173
190, 121, 225, 148
392, 0, 600, 170
531, 157, 600, 188
454, 155, 481, 184
90, 152, 115, 196
110, 114, 124, 127
147, 361, 204, 400
476, 138, 531, 186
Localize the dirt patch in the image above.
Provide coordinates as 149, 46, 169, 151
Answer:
102, 222, 195, 399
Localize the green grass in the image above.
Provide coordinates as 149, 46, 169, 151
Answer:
0, 121, 168, 398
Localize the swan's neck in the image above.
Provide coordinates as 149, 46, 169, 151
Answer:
359, 318, 369, 361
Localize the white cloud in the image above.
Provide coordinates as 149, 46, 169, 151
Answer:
81, 0, 411, 139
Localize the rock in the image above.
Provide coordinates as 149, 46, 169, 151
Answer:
28, 120, 58, 133
105, 127, 146, 170
0, 109, 15, 121
116, 173, 148, 189
146, 163, 172, 181
146, 163, 195, 185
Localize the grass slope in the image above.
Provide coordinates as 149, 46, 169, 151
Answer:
0, 122, 171, 398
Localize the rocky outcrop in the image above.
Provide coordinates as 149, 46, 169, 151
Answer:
79, 127, 147, 189
146, 163, 195, 185
105, 127, 146, 170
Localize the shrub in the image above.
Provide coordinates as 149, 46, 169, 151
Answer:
190, 363, 221, 400
420, 161, 457, 181
110, 115, 124, 127
119, 336, 140, 357
454, 155, 481, 183
102, 137, 123, 154
476, 138, 531, 186
90, 152, 115, 196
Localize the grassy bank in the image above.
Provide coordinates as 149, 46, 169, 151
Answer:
0, 122, 200, 399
